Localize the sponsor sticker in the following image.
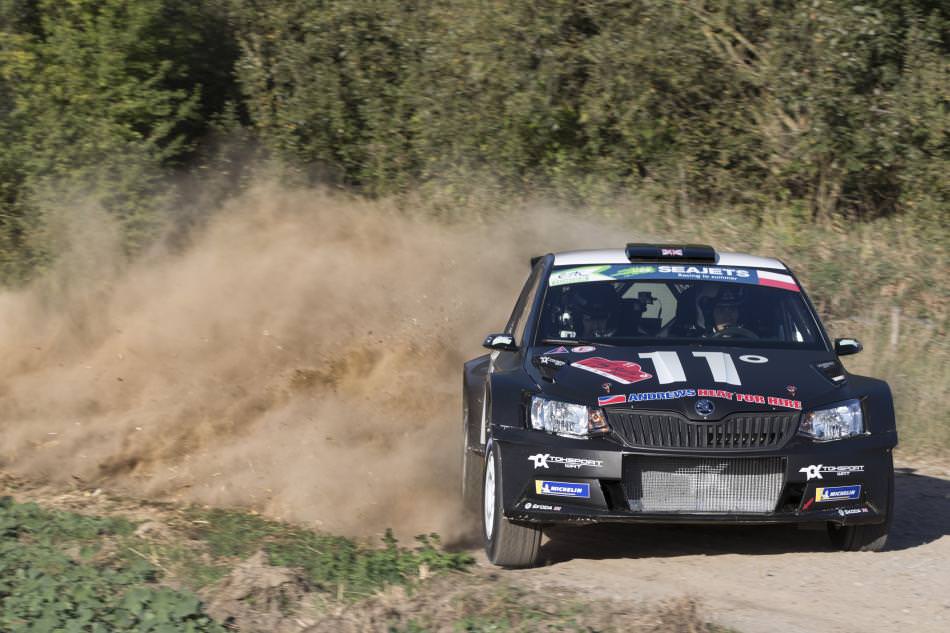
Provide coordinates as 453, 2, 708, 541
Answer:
528, 453, 604, 470
548, 265, 614, 286
799, 464, 865, 481
571, 357, 653, 384
690, 388, 801, 410
614, 265, 657, 277
544, 346, 570, 355
696, 388, 734, 400
837, 507, 869, 516
548, 264, 800, 292
524, 502, 561, 511
756, 269, 800, 292
766, 395, 802, 410
627, 388, 697, 402
661, 248, 684, 256
537, 355, 567, 368
598, 394, 627, 406
572, 345, 596, 353
535, 480, 590, 498
736, 393, 767, 404
816, 485, 861, 502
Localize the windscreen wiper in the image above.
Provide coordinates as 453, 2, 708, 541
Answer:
538, 338, 599, 346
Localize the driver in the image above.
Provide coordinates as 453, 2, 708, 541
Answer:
568, 283, 620, 338
708, 287, 745, 335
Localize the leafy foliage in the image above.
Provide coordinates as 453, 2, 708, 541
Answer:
228, 0, 949, 216
0, 495, 475, 630
0, 496, 224, 632
1, 1, 948, 285
0, 0, 238, 281
185, 507, 473, 598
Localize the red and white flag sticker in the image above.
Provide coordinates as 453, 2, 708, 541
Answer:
572, 357, 653, 384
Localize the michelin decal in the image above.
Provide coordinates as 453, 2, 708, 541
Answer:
816, 485, 862, 502
535, 480, 590, 498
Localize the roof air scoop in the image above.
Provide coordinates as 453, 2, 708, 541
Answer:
625, 243, 717, 262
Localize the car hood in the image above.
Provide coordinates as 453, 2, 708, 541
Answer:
528, 344, 847, 420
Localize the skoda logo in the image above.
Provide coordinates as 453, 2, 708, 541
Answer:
694, 399, 715, 417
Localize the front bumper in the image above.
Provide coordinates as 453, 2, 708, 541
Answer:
490, 427, 896, 527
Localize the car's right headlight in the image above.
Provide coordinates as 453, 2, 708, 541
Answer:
530, 396, 608, 438
799, 399, 864, 441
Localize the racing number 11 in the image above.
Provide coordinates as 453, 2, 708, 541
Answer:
638, 351, 766, 386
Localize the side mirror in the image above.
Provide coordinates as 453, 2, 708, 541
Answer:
483, 333, 518, 352
834, 338, 863, 356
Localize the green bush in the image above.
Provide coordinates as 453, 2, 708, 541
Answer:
229, 0, 948, 217
185, 508, 473, 598
0, 497, 224, 632
0, 0, 239, 283
0, 1, 947, 326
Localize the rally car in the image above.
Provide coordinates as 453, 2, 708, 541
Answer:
461, 244, 897, 567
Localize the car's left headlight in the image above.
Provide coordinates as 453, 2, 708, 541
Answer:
799, 399, 864, 441
530, 396, 608, 438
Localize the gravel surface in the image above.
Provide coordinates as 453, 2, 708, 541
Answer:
485, 460, 950, 633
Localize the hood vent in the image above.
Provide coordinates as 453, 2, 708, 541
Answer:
815, 359, 847, 385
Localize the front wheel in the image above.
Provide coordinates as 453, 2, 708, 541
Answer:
827, 461, 894, 552
483, 445, 542, 567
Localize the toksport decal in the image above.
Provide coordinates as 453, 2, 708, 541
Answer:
527, 453, 604, 470
799, 464, 865, 481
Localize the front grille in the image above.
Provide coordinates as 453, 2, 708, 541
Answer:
607, 410, 799, 450
625, 456, 785, 513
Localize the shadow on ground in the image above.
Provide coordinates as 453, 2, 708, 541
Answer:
539, 468, 950, 564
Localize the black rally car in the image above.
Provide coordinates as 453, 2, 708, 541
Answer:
462, 244, 897, 567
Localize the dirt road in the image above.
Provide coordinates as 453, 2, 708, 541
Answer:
483, 461, 950, 633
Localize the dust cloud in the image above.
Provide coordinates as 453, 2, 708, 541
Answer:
0, 184, 619, 538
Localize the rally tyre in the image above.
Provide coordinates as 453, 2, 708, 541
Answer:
482, 445, 542, 568
827, 461, 894, 552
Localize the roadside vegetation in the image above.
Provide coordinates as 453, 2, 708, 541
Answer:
0, 486, 472, 631
0, 485, 730, 632
1, 1, 946, 271
1, 1, 945, 455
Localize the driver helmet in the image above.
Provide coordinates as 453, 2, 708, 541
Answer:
568, 283, 619, 337
711, 287, 743, 331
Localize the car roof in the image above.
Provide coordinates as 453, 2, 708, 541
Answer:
551, 249, 788, 271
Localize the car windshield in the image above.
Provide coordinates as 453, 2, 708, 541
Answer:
536, 264, 825, 349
